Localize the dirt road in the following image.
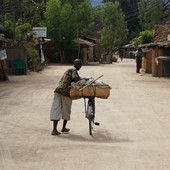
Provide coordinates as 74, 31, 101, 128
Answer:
1, 59, 170, 170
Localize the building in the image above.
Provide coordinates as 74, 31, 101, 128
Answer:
139, 41, 170, 77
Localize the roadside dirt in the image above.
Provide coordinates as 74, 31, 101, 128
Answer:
1, 59, 170, 170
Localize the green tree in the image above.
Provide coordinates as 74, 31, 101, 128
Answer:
19, 0, 46, 26
98, 1, 128, 61
45, 0, 65, 62
45, 0, 61, 38
16, 22, 32, 45
76, 0, 93, 36
91, 6, 102, 38
138, 0, 163, 30
162, 0, 170, 22
3, 0, 21, 44
103, 0, 169, 41
1, 0, 46, 45
103, 0, 140, 39
45, 0, 93, 63
1, 13, 13, 38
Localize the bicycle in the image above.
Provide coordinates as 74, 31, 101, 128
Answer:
83, 96, 100, 136
78, 76, 103, 136
70, 75, 110, 136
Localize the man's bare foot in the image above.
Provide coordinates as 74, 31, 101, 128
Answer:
61, 128, 70, 133
51, 130, 61, 135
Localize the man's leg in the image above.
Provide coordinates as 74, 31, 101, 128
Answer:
136, 60, 140, 73
50, 93, 62, 135
61, 120, 70, 133
61, 96, 72, 133
51, 120, 61, 135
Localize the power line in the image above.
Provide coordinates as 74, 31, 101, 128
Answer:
125, 0, 157, 17
125, 0, 163, 22
125, 0, 162, 19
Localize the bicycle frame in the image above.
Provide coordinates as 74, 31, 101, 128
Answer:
84, 96, 95, 117
79, 75, 103, 135
83, 96, 98, 136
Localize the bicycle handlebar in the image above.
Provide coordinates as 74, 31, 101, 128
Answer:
79, 75, 103, 91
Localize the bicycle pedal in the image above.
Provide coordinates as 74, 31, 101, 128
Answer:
95, 122, 100, 126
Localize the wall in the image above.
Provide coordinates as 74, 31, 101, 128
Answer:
3, 47, 27, 75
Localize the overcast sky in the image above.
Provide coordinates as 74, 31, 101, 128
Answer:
90, 0, 103, 7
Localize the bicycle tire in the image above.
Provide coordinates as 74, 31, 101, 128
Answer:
88, 115, 93, 136
87, 98, 95, 136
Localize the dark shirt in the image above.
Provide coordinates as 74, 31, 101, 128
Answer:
136, 51, 142, 60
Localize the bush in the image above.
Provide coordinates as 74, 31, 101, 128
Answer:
112, 56, 118, 62
26, 47, 44, 72
139, 30, 155, 44
53, 52, 61, 63
131, 30, 155, 45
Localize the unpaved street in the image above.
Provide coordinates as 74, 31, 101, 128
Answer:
1, 59, 170, 170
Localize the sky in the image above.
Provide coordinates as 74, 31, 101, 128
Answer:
90, 0, 103, 7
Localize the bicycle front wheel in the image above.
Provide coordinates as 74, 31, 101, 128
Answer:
88, 115, 93, 136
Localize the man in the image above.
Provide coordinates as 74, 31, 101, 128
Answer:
50, 59, 82, 135
136, 48, 143, 73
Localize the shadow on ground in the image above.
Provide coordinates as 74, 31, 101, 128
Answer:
57, 130, 133, 144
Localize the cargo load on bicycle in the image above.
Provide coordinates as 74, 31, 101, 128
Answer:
70, 75, 111, 100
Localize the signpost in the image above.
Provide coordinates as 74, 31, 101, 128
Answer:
0, 49, 8, 80
33, 27, 47, 64
33, 27, 47, 38
0, 49, 7, 60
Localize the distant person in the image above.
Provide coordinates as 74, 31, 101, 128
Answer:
119, 49, 124, 62
136, 48, 142, 73
50, 59, 82, 135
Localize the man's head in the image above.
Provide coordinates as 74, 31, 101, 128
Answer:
73, 59, 82, 70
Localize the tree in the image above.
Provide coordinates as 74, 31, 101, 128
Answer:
103, 0, 169, 41
45, 0, 62, 44
91, 6, 103, 38
98, 1, 128, 62
138, 0, 163, 30
16, 22, 32, 45
103, 0, 140, 39
45, 0, 73, 63
45, 0, 93, 63
75, 0, 93, 37
1, 0, 46, 45
161, 0, 170, 22
19, 0, 46, 26
0, 0, 22, 44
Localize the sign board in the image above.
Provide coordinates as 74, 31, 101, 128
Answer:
33, 27, 47, 38
168, 34, 170, 41
0, 49, 7, 60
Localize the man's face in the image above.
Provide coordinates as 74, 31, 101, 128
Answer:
75, 63, 82, 70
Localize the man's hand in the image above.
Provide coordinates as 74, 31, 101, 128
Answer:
80, 77, 91, 81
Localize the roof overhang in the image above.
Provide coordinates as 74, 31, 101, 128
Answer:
78, 38, 95, 47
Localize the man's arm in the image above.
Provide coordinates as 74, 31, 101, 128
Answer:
72, 68, 81, 83
72, 77, 80, 83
